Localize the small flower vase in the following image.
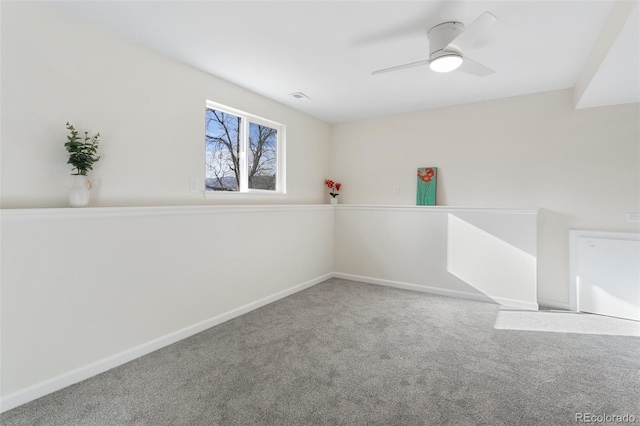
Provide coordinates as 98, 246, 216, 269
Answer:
69, 175, 91, 207
330, 197, 338, 205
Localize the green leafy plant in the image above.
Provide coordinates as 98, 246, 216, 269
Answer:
64, 122, 101, 175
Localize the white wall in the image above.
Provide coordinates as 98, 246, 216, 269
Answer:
334, 206, 538, 310
0, 2, 331, 208
330, 90, 640, 308
0, 205, 334, 410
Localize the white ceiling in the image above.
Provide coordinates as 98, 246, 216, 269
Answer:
44, 0, 639, 124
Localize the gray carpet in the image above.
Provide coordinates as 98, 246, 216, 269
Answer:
2, 278, 639, 425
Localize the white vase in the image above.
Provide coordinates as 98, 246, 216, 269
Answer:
330, 197, 338, 205
69, 175, 91, 207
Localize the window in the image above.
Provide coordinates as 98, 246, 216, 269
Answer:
205, 101, 285, 194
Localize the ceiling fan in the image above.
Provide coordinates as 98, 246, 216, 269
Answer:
372, 12, 497, 77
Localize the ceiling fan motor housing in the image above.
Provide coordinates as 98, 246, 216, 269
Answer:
427, 21, 465, 60
370, 12, 495, 77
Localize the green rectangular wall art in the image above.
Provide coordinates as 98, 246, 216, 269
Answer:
416, 167, 437, 206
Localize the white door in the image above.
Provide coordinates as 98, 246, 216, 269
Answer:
577, 237, 640, 322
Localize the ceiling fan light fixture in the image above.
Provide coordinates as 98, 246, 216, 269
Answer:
429, 54, 463, 73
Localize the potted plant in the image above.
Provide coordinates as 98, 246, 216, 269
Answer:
65, 122, 101, 207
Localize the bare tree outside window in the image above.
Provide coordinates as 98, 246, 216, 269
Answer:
205, 109, 240, 191
248, 122, 277, 190
205, 107, 278, 192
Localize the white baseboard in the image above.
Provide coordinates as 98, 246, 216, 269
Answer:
491, 296, 539, 311
0, 273, 332, 414
537, 298, 571, 311
332, 272, 539, 311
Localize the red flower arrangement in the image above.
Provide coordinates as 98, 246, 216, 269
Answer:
417, 168, 435, 183
325, 179, 342, 198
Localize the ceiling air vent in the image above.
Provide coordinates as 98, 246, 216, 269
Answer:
290, 92, 312, 101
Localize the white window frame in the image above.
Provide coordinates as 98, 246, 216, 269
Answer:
204, 100, 286, 197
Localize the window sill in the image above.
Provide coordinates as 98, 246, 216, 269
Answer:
203, 191, 286, 200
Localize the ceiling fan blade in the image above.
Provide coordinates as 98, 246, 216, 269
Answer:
457, 56, 495, 77
371, 59, 430, 75
446, 12, 497, 53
